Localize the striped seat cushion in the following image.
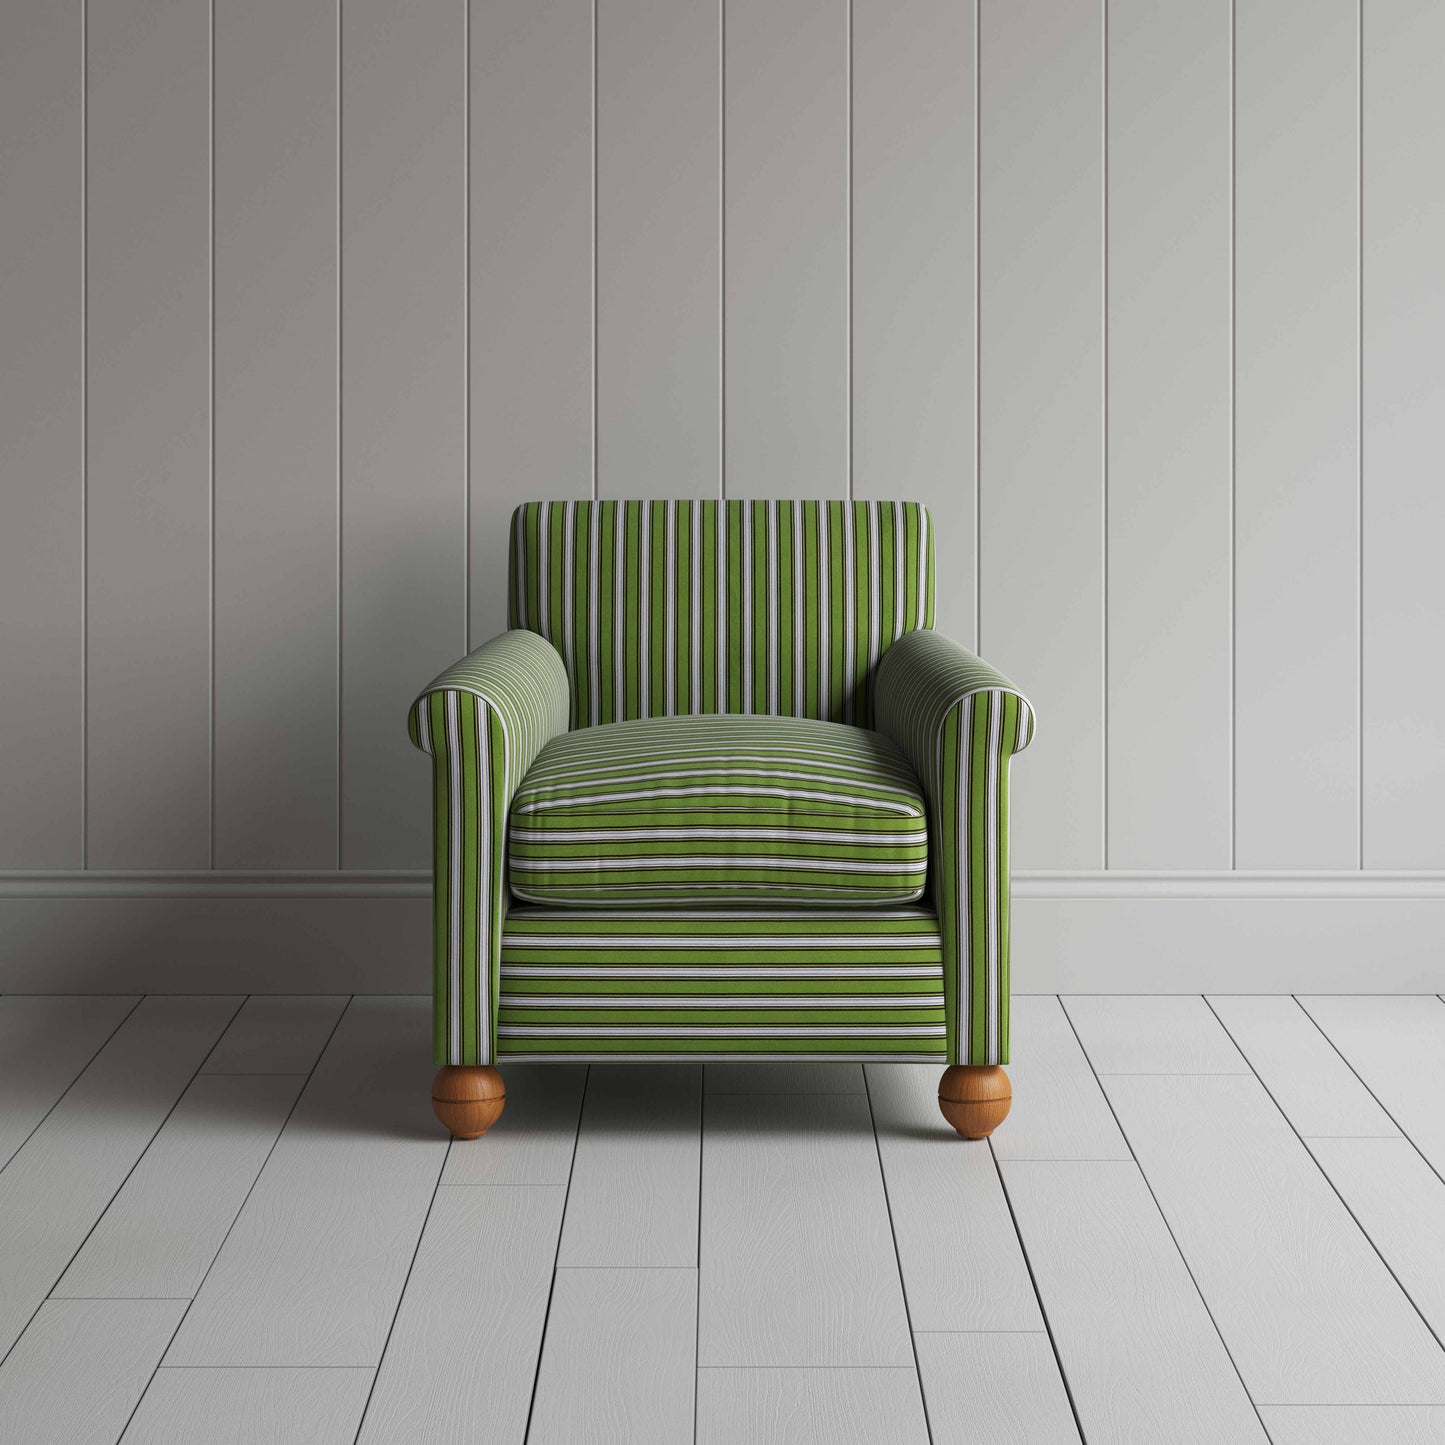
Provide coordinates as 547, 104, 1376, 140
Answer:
508, 714, 929, 907
497, 908, 947, 1060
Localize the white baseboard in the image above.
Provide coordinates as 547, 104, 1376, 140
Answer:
1, 870, 1442, 994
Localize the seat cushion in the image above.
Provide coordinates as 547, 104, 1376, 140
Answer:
497, 906, 946, 1059
508, 714, 929, 906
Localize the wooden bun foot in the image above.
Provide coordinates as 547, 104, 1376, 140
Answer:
938, 1065, 1011, 1139
432, 1066, 505, 1139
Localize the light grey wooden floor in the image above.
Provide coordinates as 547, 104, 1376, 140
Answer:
2, 994, 1445, 1444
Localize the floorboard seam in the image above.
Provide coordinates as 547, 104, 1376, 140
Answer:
0, 994, 248, 1377
1059, 996, 1274, 1436
518, 1063, 589, 1445
1204, 995, 1445, 1361
861, 1064, 934, 1445
349, 1123, 453, 1442
0, 995, 145, 1180
114, 994, 352, 1440
1293, 995, 1445, 1192
988, 1143, 1089, 1444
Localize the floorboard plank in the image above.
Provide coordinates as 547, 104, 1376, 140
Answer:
0, 996, 139, 1169
201, 996, 347, 1074
356, 1184, 565, 1444
1305, 1136, 1445, 1346
164, 998, 448, 1367
123, 1367, 372, 1444
1103, 1072, 1445, 1404
55, 1074, 304, 1299
914, 1332, 1079, 1445
0, 1298, 185, 1445
440, 1063, 586, 1186
1260, 1406, 1445, 1444
699, 1092, 913, 1367
696, 1367, 928, 1445
529, 1268, 696, 1445
865, 1063, 1041, 1330
557, 1065, 700, 1268
1001, 1160, 1267, 1443
1063, 995, 1250, 1075
704, 1062, 865, 1093
1208, 995, 1399, 1138
1300, 997, 1445, 1175
993, 996, 1130, 1162
0, 996, 240, 1359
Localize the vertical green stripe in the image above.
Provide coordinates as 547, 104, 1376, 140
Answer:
457, 694, 480, 1064
727, 501, 743, 713
776, 501, 795, 715
751, 501, 768, 710
650, 500, 668, 711
967, 698, 992, 1062
700, 502, 717, 713
429, 693, 449, 1063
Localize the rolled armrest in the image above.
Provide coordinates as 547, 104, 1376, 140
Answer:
408, 630, 570, 1066
874, 630, 1035, 1067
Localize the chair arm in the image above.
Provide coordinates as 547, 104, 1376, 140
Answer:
408, 630, 570, 1066
874, 630, 1035, 1067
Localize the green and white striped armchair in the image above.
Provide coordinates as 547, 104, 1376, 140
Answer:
409, 501, 1034, 1140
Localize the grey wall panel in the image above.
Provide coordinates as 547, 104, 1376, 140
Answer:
851, 0, 975, 644
85, 0, 212, 868
596, 0, 720, 500
978, 0, 1105, 870
1105, 0, 1232, 868
1234, 0, 1358, 868
723, 0, 848, 499
0, 1, 83, 867
340, 0, 468, 868
469, 0, 593, 640
212, 0, 338, 868
1362, 0, 1445, 868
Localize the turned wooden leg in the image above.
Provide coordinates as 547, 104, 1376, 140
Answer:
938, 1065, 1011, 1139
432, 1066, 505, 1139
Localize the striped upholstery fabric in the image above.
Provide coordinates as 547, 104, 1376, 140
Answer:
509, 714, 928, 907
509, 499, 933, 729
410, 499, 1034, 1072
875, 630, 1035, 1066
497, 908, 947, 1060
409, 630, 571, 1065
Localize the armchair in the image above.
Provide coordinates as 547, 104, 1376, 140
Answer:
410, 500, 1034, 1140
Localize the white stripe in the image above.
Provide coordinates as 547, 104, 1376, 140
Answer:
501, 995, 944, 1009
444, 693, 464, 1063
498, 1051, 946, 1063
499, 1024, 948, 1037
502, 964, 939, 978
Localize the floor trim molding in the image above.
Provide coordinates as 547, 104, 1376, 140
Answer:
5, 868, 1445, 899
3, 870, 1443, 993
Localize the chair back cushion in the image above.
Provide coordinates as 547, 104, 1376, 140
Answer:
508, 713, 928, 907
508, 500, 934, 728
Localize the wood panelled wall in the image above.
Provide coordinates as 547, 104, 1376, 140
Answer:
2, 0, 1442, 878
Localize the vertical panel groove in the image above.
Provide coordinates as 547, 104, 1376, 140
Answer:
1101, 0, 1109, 871
1229, 0, 1237, 873
591, 0, 598, 505
208, 0, 217, 872
973, 0, 981, 658
1355, 0, 1363, 871
846, 0, 853, 505
81, 0, 89, 872
464, 0, 471, 653
719, 0, 728, 502
335, 0, 343, 871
